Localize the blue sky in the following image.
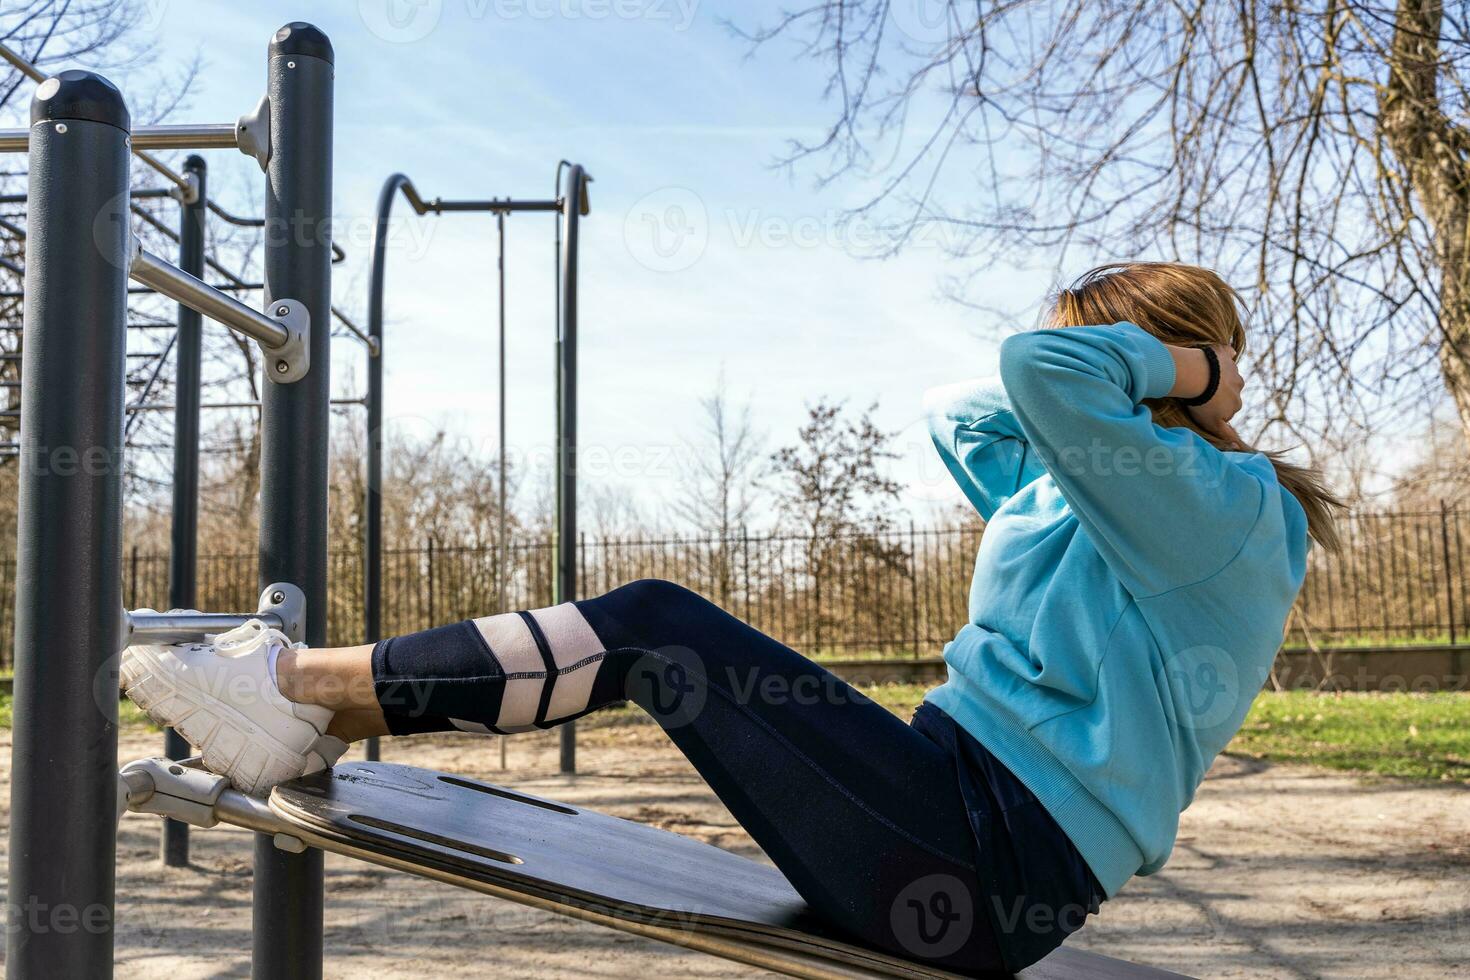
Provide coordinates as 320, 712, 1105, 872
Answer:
49, 2, 1065, 523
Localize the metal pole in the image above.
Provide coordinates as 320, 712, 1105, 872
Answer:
363, 173, 410, 765
7, 69, 131, 977
163, 154, 207, 867
253, 22, 332, 980
498, 211, 507, 620
496, 209, 511, 770
557, 165, 587, 774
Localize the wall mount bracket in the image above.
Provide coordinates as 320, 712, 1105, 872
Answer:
235, 95, 271, 171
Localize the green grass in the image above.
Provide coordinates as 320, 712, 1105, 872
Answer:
0, 684, 1465, 784
852, 685, 1470, 784
1228, 690, 1470, 782
0, 693, 154, 732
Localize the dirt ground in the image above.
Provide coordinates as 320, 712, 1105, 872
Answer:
1, 718, 1466, 979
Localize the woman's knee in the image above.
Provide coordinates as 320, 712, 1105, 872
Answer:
604, 578, 710, 614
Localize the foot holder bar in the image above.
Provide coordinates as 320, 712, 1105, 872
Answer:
124, 582, 305, 646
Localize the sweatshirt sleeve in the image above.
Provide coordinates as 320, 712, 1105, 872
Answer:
997, 321, 1264, 597
924, 377, 1048, 522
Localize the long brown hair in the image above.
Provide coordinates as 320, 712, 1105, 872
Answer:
1047, 262, 1343, 551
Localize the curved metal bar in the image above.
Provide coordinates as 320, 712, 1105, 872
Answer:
204, 200, 346, 263
361, 173, 415, 762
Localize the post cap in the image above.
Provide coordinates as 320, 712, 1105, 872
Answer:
271, 22, 334, 65
31, 69, 129, 131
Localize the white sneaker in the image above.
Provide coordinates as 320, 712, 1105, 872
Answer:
121, 617, 342, 796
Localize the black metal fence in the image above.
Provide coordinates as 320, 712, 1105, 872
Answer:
0, 508, 1463, 669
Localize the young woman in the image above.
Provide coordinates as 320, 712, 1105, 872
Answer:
123, 262, 1339, 974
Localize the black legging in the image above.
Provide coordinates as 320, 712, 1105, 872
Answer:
372, 578, 1008, 973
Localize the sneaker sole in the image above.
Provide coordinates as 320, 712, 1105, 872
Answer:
121, 643, 311, 797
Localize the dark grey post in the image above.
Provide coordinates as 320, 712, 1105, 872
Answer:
362, 174, 408, 764
557, 165, 587, 774
253, 22, 332, 980
163, 153, 207, 867
7, 70, 131, 977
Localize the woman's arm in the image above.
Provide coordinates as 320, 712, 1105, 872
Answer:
924, 378, 1048, 521
1164, 343, 1245, 445
998, 322, 1264, 597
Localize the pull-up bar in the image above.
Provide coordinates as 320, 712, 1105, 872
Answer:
0, 43, 241, 196
0, 122, 237, 153
363, 166, 590, 768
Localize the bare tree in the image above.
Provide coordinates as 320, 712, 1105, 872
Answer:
738, 1, 1470, 460
769, 400, 903, 650
673, 374, 765, 534
670, 374, 765, 597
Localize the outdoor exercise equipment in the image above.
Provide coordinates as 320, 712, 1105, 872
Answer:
7, 22, 335, 975
0, 36, 372, 869
117, 757, 1188, 979
362, 163, 590, 772
8, 20, 1189, 980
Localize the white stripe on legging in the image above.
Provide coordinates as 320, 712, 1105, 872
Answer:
470, 611, 544, 730
468, 604, 608, 729
529, 604, 606, 722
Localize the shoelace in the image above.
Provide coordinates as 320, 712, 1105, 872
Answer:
212, 618, 292, 656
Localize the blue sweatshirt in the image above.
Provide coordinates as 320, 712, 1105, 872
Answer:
923, 321, 1309, 897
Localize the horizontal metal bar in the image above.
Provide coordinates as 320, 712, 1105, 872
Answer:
205, 200, 264, 228
197, 200, 346, 264
125, 398, 364, 413
131, 282, 262, 295
126, 610, 284, 645
0, 187, 172, 204
430, 198, 561, 213
129, 243, 289, 350
0, 284, 264, 299
394, 179, 562, 216
331, 307, 375, 353
0, 322, 201, 332
0, 123, 237, 154
0, 42, 188, 194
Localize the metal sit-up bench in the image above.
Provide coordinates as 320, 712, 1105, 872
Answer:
6, 20, 1187, 980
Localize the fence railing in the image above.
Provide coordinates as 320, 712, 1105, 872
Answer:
0, 509, 1462, 669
